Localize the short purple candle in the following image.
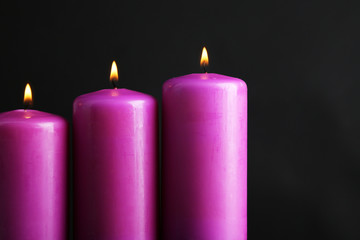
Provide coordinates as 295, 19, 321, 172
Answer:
162, 49, 247, 239
0, 85, 68, 240
73, 62, 158, 239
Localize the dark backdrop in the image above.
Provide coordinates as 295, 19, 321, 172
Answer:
1, 0, 360, 239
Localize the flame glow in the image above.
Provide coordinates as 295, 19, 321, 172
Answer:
110, 61, 118, 83
200, 47, 209, 67
24, 83, 32, 106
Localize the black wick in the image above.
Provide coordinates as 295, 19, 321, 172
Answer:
202, 63, 207, 73
24, 102, 32, 111
111, 80, 118, 89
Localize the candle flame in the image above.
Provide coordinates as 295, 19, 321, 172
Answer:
200, 47, 209, 67
24, 83, 33, 107
110, 61, 118, 83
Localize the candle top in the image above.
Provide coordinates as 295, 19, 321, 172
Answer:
74, 88, 155, 106
0, 109, 66, 126
164, 73, 247, 90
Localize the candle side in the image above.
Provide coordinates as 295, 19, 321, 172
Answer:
73, 88, 158, 240
0, 109, 68, 240
162, 73, 247, 239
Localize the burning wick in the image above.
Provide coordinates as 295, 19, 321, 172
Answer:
23, 83, 33, 110
110, 61, 119, 89
200, 47, 209, 73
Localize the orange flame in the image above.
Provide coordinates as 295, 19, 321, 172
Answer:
110, 61, 118, 83
200, 47, 209, 67
24, 83, 32, 107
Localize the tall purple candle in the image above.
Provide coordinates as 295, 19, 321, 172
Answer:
0, 84, 68, 240
73, 62, 158, 239
162, 48, 247, 239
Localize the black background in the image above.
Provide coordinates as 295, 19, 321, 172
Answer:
1, 0, 360, 239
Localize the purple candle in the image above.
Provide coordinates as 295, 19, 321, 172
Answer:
0, 84, 68, 240
162, 48, 247, 239
73, 61, 158, 239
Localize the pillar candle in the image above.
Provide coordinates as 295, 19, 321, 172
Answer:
162, 49, 247, 239
0, 85, 68, 240
73, 63, 158, 239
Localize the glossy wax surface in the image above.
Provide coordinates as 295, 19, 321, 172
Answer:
73, 89, 158, 240
0, 109, 68, 240
162, 73, 247, 240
